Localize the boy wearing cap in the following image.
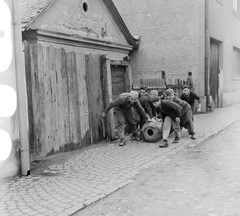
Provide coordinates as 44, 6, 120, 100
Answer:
101, 91, 149, 146
150, 96, 182, 148
149, 89, 165, 115
165, 89, 196, 140
180, 85, 201, 113
139, 85, 148, 97
138, 86, 157, 128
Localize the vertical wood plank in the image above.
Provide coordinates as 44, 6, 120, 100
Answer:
85, 55, 93, 143
60, 49, 71, 147
42, 45, 52, 155
49, 46, 59, 152
55, 48, 65, 151
36, 43, 47, 158
66, 52, 80, 148
31, 43, 41, 157
86, 54, 104, 143
24, 42, 35, 157
101, 55, 115, 140
76, 53, 90, 146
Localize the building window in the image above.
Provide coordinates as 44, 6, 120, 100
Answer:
82, 2, 88, 12
79, 0, 89, 16
233, 0, 240, 14
232, 47, 240, 79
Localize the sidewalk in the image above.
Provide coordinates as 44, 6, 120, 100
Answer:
1, 103, 240, 216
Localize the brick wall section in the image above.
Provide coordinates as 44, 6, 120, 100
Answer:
113, 0, 205, 95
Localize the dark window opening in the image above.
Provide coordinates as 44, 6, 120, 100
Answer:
83, 2, 88, 12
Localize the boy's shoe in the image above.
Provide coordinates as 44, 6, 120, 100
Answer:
140, 132, 144, 141
189, 132, 196, 140
172, 136, 180, 143
132, 132, 140, 141
159, 140, 169, 148
119, 139, 126, 146
191, 134, 196, 140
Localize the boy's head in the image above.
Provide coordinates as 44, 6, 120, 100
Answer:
165, 88, 175, 101
182, 85, 190, 96
139, 85, 148, 96
129, 91, 139, 102
150, 96, 161, 107
150, 90, 158, 97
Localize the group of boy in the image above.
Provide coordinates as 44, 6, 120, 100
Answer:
101, 85, 201, 147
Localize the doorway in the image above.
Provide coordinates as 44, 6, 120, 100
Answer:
111, 65, 127, 99
210, 39, 220, 108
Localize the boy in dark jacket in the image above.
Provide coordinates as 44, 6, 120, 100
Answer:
150, 96, 182, 148
166, 89, 196, 139
138, 86, 157, 128
101, 91, 149, 146
180, 85, 201, 113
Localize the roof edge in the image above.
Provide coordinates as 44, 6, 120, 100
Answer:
102, 0, 140, 49
22, 29, 134, 53
22, 0, 140, 49
24, 0, 56, 31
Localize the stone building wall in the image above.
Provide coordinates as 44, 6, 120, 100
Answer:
113, 0, 205, 96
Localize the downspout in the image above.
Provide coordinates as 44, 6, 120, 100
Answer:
205, 0, 211, 111
12, 0, 30, 175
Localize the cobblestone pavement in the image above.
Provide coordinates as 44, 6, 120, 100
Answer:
79, 116, 240, 216
1, 103, 240, 216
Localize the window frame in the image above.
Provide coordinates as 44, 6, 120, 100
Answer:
232, 46, 240, 80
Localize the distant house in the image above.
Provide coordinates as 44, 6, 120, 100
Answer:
20, 0, 139, 160
113, 0, 240, 109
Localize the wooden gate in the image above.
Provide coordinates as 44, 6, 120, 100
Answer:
24, 43, 105, 159
133, 76, 193, 97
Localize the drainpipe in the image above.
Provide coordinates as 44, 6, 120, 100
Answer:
205, 0, 211, 112
12, 0, 30, 175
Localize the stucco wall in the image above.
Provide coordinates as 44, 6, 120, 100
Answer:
209, 0, 240, 106
113, 0, 205, 96
30, 0, 129, 47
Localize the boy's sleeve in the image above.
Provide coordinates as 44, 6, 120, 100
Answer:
145, 101, 154, 118
135, 99, 148, 119
104, 97, 124, 113
192, 92, 201, 101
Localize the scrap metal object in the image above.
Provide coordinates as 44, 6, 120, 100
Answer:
141, 121, 163, 142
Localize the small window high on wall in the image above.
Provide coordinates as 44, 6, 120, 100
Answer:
232, 47, 240, 79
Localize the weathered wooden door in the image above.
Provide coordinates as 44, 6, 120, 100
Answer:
210, 40, 219, 108
24, 42, 105, 159
111, 65, 127, 99
110, 64, 132, 138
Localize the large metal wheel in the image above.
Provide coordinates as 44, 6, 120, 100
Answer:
141, 121, 163, 142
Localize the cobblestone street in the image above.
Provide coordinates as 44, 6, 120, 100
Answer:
79, 115, 240, 216
1, 103, 240, 216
